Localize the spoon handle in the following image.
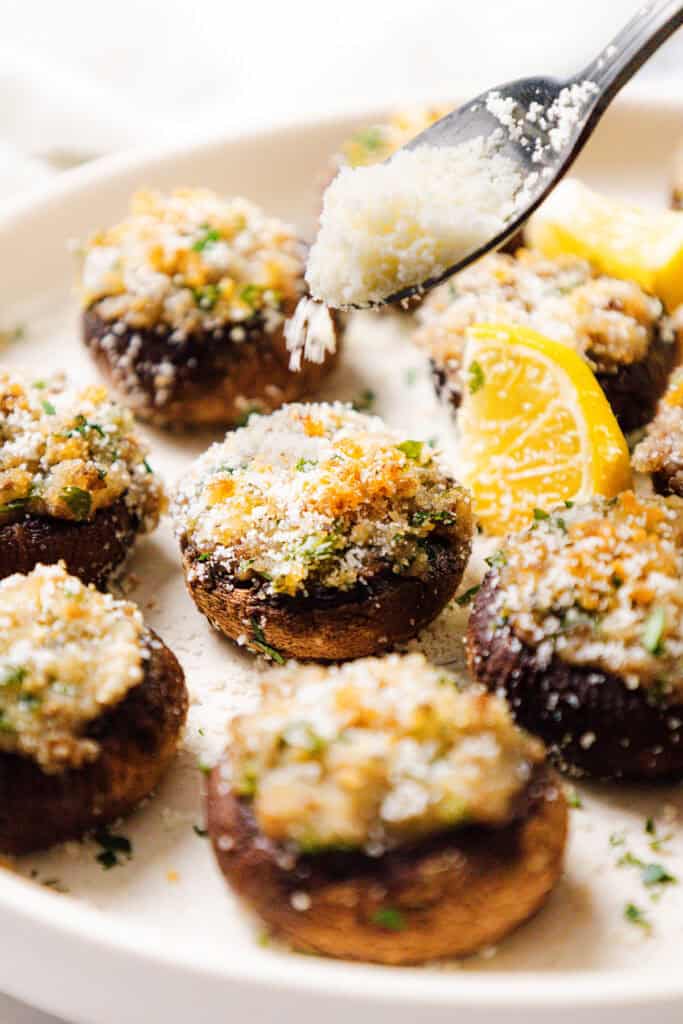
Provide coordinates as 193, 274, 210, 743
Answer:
578, 0, 683, 110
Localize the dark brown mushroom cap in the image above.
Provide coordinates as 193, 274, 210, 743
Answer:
0, 495, 140, 587
180, 534, 470, 661
82, 305, 340, 429
467, 573, 683, 780
207, 763, 567, 964
0, 630, 188, 855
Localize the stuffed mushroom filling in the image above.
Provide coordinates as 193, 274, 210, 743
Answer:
223, 653, 544, 853
0, 563, 147, 772
78, 188, 305, 340
485, 491, 683, 694
633, 364, 683, 493
0, 370, 163, 529
173, 403, 471, 598
415, 248, 670, 400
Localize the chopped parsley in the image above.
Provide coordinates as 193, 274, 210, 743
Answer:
197, 552, 212, 563
67, 414, 105, 439
239, 283, 264, 308
60, 486, 92, 521
41, 399, 56, 416
0, 497, 29, 518
565, 787, 583, 809
193, 825, 209, 838
370, 907, 406, 932
192, 224, 221, 252
352, 388, 376, 412
193, 283, 221, 309
352, 127, 384, 153
143, 458, 154, 474
295, 457, 317, 472
396, 439, 424, 461
642, 606, 666, 655
642, 863, 676, 887
455, 584, 481, 607
623, 902, 650, 931
532, 508, 550, 521
468, 360, 485, 394
0, 664, 27, 687
94, 827, 132, 870
250, 618, 286, 664
485, 550, 507, 570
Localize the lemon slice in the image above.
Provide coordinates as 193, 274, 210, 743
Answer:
459, 323, 632, 535
526, 178, 683, 312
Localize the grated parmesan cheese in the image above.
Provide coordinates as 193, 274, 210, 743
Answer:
226, 653, 544, 851
172, 402, 471, 597
633, 365, 683, 495
306, 139, 523, 309
0, 563, 145, 772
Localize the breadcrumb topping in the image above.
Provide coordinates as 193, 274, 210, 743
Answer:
79, 188, 305, 338
226, 652, 544, 851
0, 563, 145, 772
489, 492, 683, 692
172, 403, 471, 597
415, 249, 664, 400
0, 370, 164, 529
633, 366, 683, 495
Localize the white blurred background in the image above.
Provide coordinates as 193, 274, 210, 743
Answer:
0, 0, 681, 1020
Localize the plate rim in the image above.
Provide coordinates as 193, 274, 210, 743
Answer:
1, 89, 683, 1014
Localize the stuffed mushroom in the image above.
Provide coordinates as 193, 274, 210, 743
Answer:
0, 370, 164, 585
0, 563, 187, 854
633, 365, 683, 496
415, 248, 676, 433
207, 653, 567, 964
467, 491, 683, 780
172, 403, 472, 661
79, 189, 338, 428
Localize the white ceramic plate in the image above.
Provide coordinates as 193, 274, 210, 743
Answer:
1, 94, 683, 1024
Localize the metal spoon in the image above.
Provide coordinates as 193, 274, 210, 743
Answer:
377, 0, 683, 307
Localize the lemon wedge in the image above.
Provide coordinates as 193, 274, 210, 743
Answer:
458, 323, 632, 535
526, 179, 683, 312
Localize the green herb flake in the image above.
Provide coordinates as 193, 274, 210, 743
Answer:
370, 907, 406, 932
396, 439, 424, 461
295, 457, 317, 472
197, 552, 212, 563
192, 225, 221, 252
0, 664, 27, 687
455, 584, 481, 607
642, 606, 666, 655
193, 825, 209, 838
623, 902, 651, 931
609, 831, 626, 848
239, 283, 264, 308
250, 618, 286, 665
353, 127, 384, 153
566, 787, 583, 809
468, 360, 485, 394
404, 367, 419, 387
352, 388, 376, 412
485, 550, 507, 570
194, 283, 221, 309
41, 399, 56, 416
60, 486, 92, 521
533, 508, 550, 521
642, 863, 676, 887
143, 458, 154, 474
197, 759, 213, 776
